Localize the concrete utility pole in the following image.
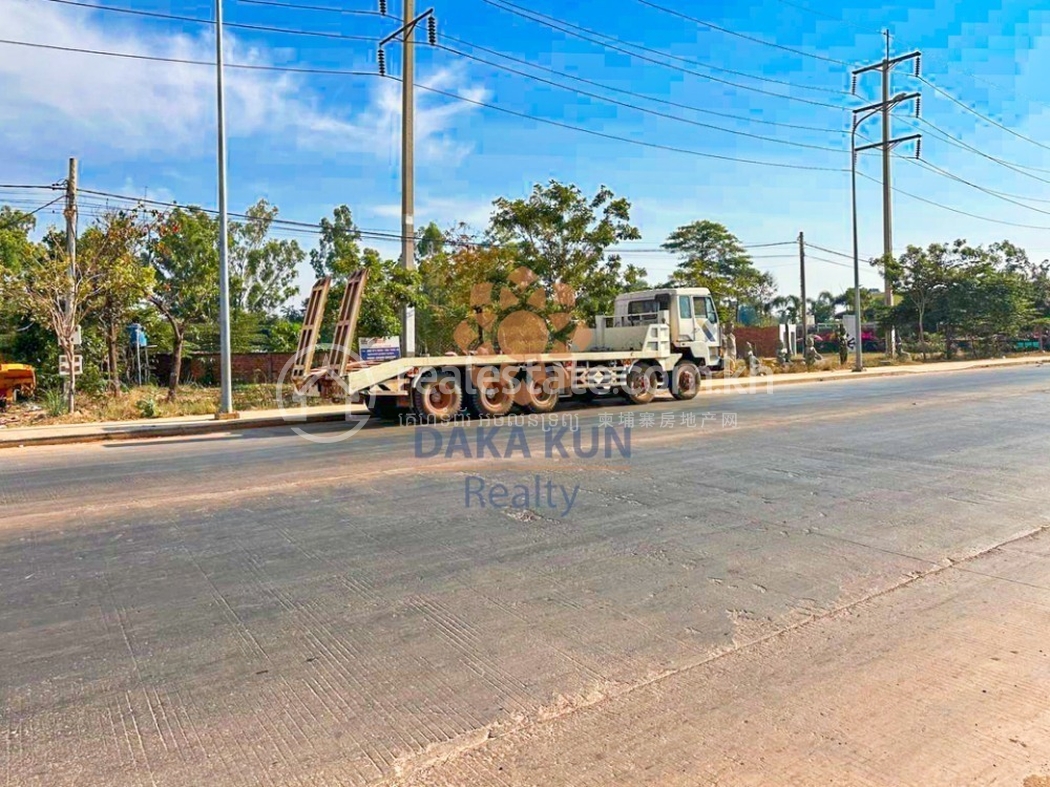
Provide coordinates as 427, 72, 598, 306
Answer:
401, 0, 416, 358
851, 94, 921, 373
378, 4, 437, 359
798, 230, 807, 353
881, 31, 892, 352
215, 0, 234, 416
64, 157, 77, 413
852, 38, 921, 360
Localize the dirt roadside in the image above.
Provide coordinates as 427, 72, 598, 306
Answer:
391, 527, 1050, 787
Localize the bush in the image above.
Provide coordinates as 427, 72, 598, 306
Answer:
42, 388, 66, 417
136, 396, 159, 419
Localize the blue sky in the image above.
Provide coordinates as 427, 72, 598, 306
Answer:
2, 0, 1049, 302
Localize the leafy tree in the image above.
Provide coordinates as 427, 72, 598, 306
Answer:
261, 317, 301, 352
228, 199, 303, 315
146, 207, 219, 399
488, 180, 643, 318
8, 210, 148, 410
887, 244, 948, 358
662, 220, 774, 321
770, 294, 802, 324
309, 205, 421, 347
417, 223, 517, 353
79, 211, 155, 391
0, 207, 38, 358
808, 290, 844, 324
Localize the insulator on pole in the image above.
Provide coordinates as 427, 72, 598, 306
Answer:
379, 0, 387, 14
915, 138, 922, 159
914, 54, 921, 77
850, 74, 857, 94
378, 48, 386, 76
914, 96, 921, 117
427, 15, 437, 45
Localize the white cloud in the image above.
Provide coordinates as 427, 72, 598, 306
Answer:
0, 0, 485, 160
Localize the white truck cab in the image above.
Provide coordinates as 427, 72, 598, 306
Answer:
612, 288, 723, 370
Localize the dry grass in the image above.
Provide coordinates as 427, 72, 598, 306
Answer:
1, 384, 331, 429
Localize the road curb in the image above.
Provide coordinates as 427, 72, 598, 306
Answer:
0, 411, 350, 450
717, 356, 1047, 393
1, 356, 1045, 449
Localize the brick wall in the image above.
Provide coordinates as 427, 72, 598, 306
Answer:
732, 326, 781, 357
153, 353, 295, 384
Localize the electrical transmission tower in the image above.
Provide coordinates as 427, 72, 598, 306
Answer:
851, 31, 922, 358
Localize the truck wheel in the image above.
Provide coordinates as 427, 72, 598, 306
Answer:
467, 366, 515, 418
413, 371, 463, 422
623, 363, 659, 405
671, 362, 700, 400
524, 365, 562, 414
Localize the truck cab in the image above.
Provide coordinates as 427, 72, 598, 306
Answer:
612, 288, 723, 370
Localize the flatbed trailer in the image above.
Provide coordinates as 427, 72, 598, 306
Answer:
292, 275, 715, 421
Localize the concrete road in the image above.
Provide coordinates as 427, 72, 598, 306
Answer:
2, 366, 1049, 786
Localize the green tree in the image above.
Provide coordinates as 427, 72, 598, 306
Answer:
0, 207, 39, 358
488, 180, 643, 318
662, 220, 773, 320
79, 211, 156, 391
310, 205, 421, 346
228, 199, 303, 316
8, 210, 149, 410
146, 207, 220, 399
889, 244, 949, 359
416, 223, 517, 354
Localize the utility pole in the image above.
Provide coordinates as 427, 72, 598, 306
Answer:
401, 0, 416, 358
850, 94, 921, 373
798, 230, 806, 354
215, 0, 234, 416
64, 157, 77, 413
853, 35, 921, 360
379, 3, 436, 359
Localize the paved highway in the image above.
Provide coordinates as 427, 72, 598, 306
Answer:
2, 366, 1049, 785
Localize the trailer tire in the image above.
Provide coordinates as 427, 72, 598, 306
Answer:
671, 361, 700, 401
523, 365, 562, 414
467, 366, 515, 418
412, 370, 463, 422
623, 362, 659, 405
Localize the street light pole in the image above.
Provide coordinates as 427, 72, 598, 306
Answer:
850, 125, 863, 373
215, 0, 234, 416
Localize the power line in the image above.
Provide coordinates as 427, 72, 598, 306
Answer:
805, 254, 856, 269
0, 37, 378, 76
775, 0, 1050, 112
414, 81, 849, 171
903, 116, 1050, 182
436, 43, 846, 153
0, 36, 848, 170
0, 183, 63, 191
908, 157, 1050, 218
635, 0, 851, 66
918, 75, 1050, 156
488, 3, 845, 94
479, 0, 847, 109
858, 170, 1050, 231
236, 0, 383, 16
38, 0, 380, 42
440, 33, 848, 135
